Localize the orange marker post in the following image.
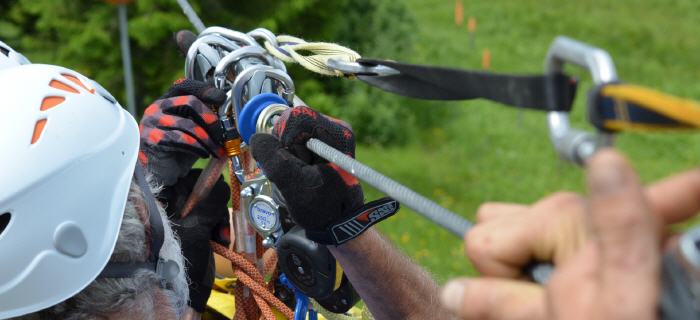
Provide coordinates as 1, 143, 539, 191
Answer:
454, 0, 464, 26
467, 17, 477, 48
468, 17, 477, 32
482, 49, 491, 70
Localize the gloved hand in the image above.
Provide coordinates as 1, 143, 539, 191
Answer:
158, 168, 230, 313
250, 106, 364, 233
139, 79, 227, 186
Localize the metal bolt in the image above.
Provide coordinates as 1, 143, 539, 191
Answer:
241, 186, 255, 198
262, 236, 275, 248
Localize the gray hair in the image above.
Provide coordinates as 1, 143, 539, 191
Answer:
15, 177, 189, 320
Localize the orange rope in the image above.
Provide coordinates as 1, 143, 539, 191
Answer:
226, 153, 293, 320
228, 158, 241, 212
263, 250, 278, 276
211, 242, 295, 319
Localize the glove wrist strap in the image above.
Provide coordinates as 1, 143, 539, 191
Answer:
306, 197, 399, 245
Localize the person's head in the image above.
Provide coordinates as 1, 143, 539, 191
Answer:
0, 57, 188, 318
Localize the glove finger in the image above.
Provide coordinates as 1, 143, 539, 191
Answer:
274, 106, 355, 157
251, 133, 321, 190
164, 126, 223, 158
312, 116, 355, 157
161, 79, 227, 106
157, 92, 222, 125
149, 96, 224, 149
142, 125, 218, 159
142, 99, 224, 157
175, 30, 197, 56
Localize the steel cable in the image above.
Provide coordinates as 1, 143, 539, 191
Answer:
306, 138, 472, 237
306, 138, 554, 283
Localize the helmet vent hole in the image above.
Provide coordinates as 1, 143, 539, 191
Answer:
0, 46, 8, 56
31, 119, 47, 145
40, 96, 65, 111
0, 212, 10, 236
49, 80, 79, 94
61, 73, 95, 94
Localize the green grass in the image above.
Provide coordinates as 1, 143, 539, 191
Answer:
351, 0, 700, 283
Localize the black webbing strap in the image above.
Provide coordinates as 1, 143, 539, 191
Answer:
355, 58, 578, 111
99, 164, 165, 278
589, 83, 700, 132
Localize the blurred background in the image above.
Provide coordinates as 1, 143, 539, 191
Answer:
2, 0, 699, 283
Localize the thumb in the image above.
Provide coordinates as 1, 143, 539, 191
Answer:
196, 85, 226, 106
250, 133, 311, 189
175, 30, 197, 56
250, 133, 285, 169
441, 278, 545, 319
586, 149, 660, 315
162, 79, 226, 106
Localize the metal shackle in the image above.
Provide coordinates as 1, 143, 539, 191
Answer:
544, 36, 618, 165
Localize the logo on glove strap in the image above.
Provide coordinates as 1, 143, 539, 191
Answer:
331, 199, 399, 244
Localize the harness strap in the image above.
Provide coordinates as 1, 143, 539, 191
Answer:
589, 83, 700, 132
355, 58, 579, 112
98, 165, 176, 284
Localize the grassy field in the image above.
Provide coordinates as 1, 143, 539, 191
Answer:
352, 0, 700, 282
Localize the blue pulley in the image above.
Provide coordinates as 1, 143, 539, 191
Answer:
238, 93, 288, 144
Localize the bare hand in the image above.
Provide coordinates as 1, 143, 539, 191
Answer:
466, 162, 700, 279
441, 150, 664, 319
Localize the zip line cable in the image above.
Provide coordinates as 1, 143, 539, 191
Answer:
117, 5, 136, 116
176, 0, 205, 33
306, 138, 471, 237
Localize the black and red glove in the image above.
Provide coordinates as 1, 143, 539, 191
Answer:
139, 31, 233, 313
139, 79, 226, 186
250, 106, 398, 245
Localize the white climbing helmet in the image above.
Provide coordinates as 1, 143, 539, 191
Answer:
0, 64, 139, 318
0, 40, 30, 70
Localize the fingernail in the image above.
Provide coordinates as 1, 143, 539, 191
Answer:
588, 151, 628, 195
441, 280, 467, 312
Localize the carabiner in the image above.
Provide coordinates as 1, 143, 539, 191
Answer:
247, 28, 287, 72
543, 36, 618, 165
200, 26, 257, 47
247, 28, 278, 48
185, 34, 241, 80
217, 64, 293, 185
213, 46, 273, 90
230, 65, 295, 120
